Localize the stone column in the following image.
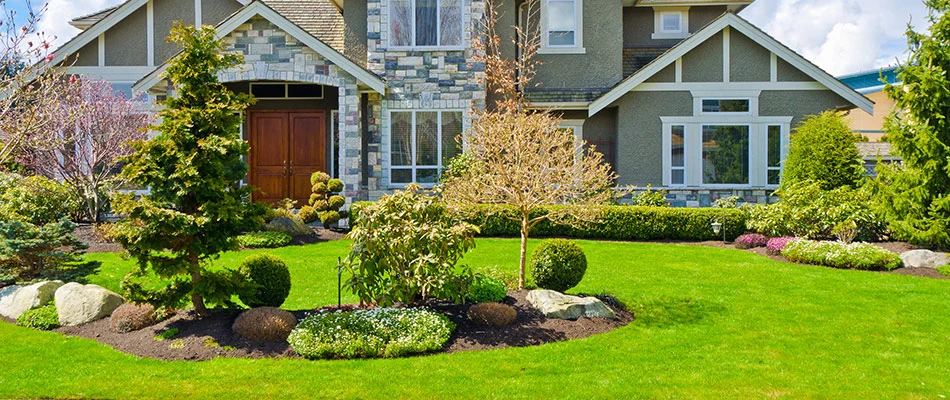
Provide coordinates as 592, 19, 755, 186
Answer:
339, 80, 363, 207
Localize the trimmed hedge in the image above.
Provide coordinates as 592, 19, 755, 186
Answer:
351, 202, 747, 241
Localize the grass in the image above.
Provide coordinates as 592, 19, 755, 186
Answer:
1, 239, 949, 399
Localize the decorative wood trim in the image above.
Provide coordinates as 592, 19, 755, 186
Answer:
770, 52, 777, 82
97, 34, 106, 66
722, 26, 730, 83
195, 0, 203, 26
147, 0, 155, 67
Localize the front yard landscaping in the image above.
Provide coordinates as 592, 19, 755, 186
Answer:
2, 238, 949, 398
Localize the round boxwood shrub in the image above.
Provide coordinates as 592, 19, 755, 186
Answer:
297, 206, 318, 224
238, 254, 292, 307
16, 303, 60, 330
466, 275, 507, 304
530, 239, 587, 292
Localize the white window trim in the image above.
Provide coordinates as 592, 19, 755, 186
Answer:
539, 0, 586, 54
661, 116, 792, 189
652, 6, 690, 40
388, 0, 467, 51
386, 109, 467, 189
560, 119, 585, 162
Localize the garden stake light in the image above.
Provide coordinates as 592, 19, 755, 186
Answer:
337, 257, 343, 309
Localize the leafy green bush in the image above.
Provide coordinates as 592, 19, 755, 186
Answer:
238, 254, 291, 308
16, 303, 59, 330
288, 308, 454, 359
630, 186, 668, 207
781, 239, 902, 271
938, 265, 950, 277
479, 265, 520, 290
531, 239, 587, 292
0, 175, 82, 225
351, 202, 747, 242
297, 206, 318, 224
0, 219, 87, 281
466, 275, 507, 303
782, 111, 865, 191
236, 231, 292, 249
344, 185, 477, 306
747, 181, 886, 241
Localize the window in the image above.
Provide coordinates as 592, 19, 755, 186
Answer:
702, 125, 750, 185
767, 125, 782, 185
670, 125, 685, 185
540, 0, 584, 53
701, 99, 750, 114
390, 0, 464, 49
250, 83, 324, 99
652, 7, 689, 40
390, 110, 464, 186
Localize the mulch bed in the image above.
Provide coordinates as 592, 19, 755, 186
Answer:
47, 290, 632, 362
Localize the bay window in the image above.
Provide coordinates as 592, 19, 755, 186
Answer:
390, 110, 464, 186
390, 0, 464, 49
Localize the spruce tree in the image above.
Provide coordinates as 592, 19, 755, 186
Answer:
112, 23, 265, 315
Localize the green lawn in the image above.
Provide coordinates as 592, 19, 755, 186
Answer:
2, 239, 949, 399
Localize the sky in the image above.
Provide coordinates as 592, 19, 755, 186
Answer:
5, 0, 934, 76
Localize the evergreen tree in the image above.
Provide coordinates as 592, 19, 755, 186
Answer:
112, 23, 265, 316
781, 111, 864, 191
875, 0, 950, 250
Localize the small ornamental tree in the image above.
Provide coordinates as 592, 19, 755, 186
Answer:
439, 0, 620, 289
781, 111, 865, 191
875, 0, 950, 249
111, 23, 265, 316
308, 171, 344, 227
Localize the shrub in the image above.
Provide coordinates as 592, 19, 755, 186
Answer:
466, 275, 507, 304
351, 202, 748, 242
110, 303, 158, 333
16, 303, 59, 330
238, 254, 292, 308
236, 231, 292, 249
530, 239, 587, 292
468, 302, 517, 327
0, 219, 88, 281
938, 265, 950, 277
747, 181, 886, 241
766, 237, 796, 255
308, 171, 344, 228
781, 239, 902, 271
782, 111, 865, 191
735, 233, 768, 249
0, 175, 82, 225
154, 328, 179, 341
479, 265, 520, 290
630, 186, 668, 207
232, 307, 297, 342
297, 206, 318, 224
344, 185, 477, 307
288, 308, 454, 359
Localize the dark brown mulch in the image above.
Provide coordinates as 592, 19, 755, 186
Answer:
49, 290, 632, 361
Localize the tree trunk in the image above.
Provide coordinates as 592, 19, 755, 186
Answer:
519, 214, 529, 290
191, 271, 208, 317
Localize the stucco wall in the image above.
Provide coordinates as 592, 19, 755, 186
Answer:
203, 0, 243, 26
646, 64, 675, 83
682, 31, 722, 82
623, 6, 727, 48
847, 90, 891, 140
760, 90, 850, 127
729, 30, 770, 82
73, 41, 99, 67
777, 58, 814, 82
343, 0, 367, 65
689, 6, 726, 31
532, 0, 623, 89
105, 6, 148, 66
155, 0, 196, 64
615, 91, 692, 186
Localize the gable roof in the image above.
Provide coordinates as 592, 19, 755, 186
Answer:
132, 0, 385, 94
589, 12, 875, 116
838, 66, 900, 95
68, 5, 120, 30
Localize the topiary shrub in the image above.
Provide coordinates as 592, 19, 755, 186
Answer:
288, 307, 454, 359
466, 275, 507, 304
308, 171, 345, 228
238, 254, 292, 308
110, 303, 159, 333
468, 302, 517, 327
232, 307, 297, 342
297, 206, 318, 224
530, 239, 587, 292
236, 231, 292, 249
16, 303, 59, 330
735, 233, 769, 249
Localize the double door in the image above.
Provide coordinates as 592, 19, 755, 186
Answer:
249, 111, 327, 205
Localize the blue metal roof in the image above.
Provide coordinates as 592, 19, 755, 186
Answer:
837, 66, 901, 94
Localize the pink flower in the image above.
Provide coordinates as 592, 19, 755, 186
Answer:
45, 53, 54, 62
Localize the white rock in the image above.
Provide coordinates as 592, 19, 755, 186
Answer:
900, 250, 949, 269
526, 289, 617, 320
54, 282, 124, 326
0, 281, 64, 319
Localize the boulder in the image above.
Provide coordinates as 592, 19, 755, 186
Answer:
54, 282, 124, 326
0, 281, 64, 319
900, 250, 949, 269
526, 289, 616, 320
265, 217, 312, 236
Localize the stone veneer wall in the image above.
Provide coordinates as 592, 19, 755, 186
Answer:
218, 17, 365, 203
629, 188, 779, 207
367, 0, 487, 191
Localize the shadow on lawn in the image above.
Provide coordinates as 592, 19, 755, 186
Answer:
40, 261, 103, 284
630, 297, 726, 328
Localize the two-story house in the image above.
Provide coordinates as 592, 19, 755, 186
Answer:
50, 0, 873, 208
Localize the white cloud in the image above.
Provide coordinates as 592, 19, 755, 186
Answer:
741, 0, 929, 76
37, 0, 124, 49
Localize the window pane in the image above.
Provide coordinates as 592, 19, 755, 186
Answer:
671, 125, 685, 167
702, 99, 750, 113
391, 112, 412, 166
441, 112, 463, 165
768, 169, 781, 185
662, 13, 681, 32
392, 169, 412, 184
702, 125, 749, 184
390, 0, 413, 46
416, 112, 439, 166
548, 31, 575, 46
251, 84, 285, 98
768, 125, 781, 167
672, 169, 685, 185
416, 0, 438, 47
417, 169, 439, 184
287, 84, 323, 98
440, 0, 464, 46
548, 1, 575, 30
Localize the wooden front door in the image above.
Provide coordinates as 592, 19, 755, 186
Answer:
249, 111, 326, 205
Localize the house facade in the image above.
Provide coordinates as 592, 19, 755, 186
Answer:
53, 0, 873, 208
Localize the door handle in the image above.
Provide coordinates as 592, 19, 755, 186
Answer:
283, 160, 288, 176
289, 160, 294, 176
